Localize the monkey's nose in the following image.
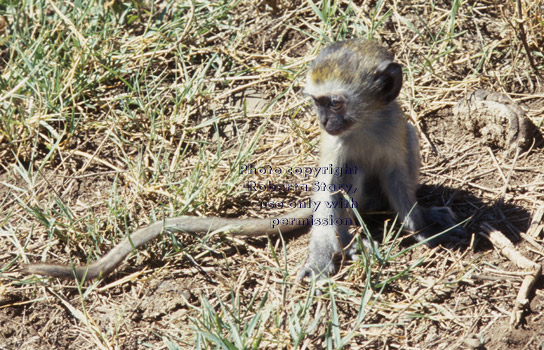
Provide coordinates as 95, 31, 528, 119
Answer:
321, 116, 351, 135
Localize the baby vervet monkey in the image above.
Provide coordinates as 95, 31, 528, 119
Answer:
297, 39, 464, 280
23, 39, 464, 281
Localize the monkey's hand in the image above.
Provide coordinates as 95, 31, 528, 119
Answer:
415, 206, 467, 246
296, 234, 359, 283
296, 252, 339, 282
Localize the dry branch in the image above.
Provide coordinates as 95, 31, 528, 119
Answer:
479, 223, 542, 326
528, 205, 544, 238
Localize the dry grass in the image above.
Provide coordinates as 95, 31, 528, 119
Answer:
1, 0, 543, 349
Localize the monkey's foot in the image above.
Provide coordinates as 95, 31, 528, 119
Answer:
416, 206, 468, 247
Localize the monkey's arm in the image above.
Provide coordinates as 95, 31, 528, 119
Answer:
384, 125, 466, 246
297, 164, 360, 281
23, 207, 312, 280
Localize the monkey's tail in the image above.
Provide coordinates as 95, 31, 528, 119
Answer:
23, 207, 313, 280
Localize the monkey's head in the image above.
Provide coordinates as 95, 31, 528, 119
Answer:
305, 40, 403, 136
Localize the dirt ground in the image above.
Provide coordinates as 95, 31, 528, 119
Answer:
1, 1, 544, 349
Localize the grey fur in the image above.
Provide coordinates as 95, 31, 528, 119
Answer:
298, 39, 465, 281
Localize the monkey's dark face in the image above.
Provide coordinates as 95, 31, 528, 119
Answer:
305, 39, 404, 137
311, 94, 352, 135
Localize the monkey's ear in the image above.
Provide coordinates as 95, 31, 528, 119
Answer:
376, 62, 403, 104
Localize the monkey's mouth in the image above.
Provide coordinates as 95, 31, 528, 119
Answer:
321, 120, 353, 135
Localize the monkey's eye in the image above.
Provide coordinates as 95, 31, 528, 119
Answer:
328, 95, 344, 111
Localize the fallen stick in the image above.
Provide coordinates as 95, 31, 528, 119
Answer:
479, 222, 542, 326
527, 205, 544, 238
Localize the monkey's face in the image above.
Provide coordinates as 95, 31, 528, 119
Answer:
305, 39, 403, 137
310, 93, 352, 135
